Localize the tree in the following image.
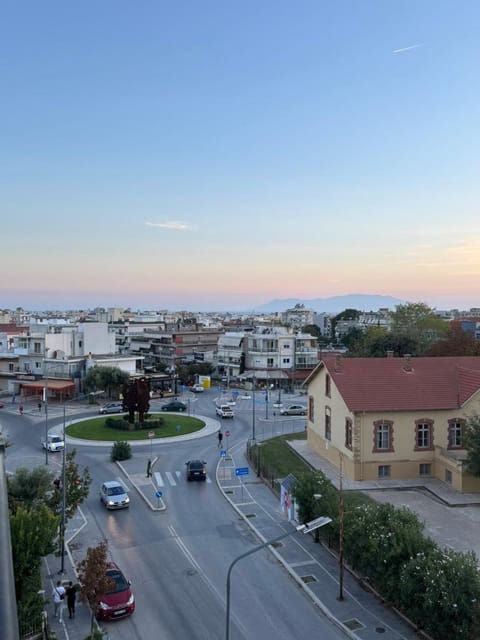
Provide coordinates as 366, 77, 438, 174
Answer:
389, 302, 448, 354
292, 472, 336, 541
10, 503, 59, 630
301, 324, 322, 339
463, 414, 480, 476
425, 324, 480, 356
77, 540, 115, 639
398, 547, 480, 639
7, 466, 55, 514
84, 365, 130, 399
48, 450, 92, 520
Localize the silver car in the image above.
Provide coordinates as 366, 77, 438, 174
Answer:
99, 402, 124, 415
100, 481, 130, 510
279, 404, 307, 416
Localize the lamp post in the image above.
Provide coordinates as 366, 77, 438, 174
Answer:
225, 516, 332, 640
44, 375, 49, 465
338, 452, 344, 601
59, 404, 67, 574
251, 371, 256, 441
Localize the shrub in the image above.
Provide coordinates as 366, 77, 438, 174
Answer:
105, 417, 130, 431
110, 441, 132, 461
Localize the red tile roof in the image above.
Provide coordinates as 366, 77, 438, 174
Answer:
315, 356, 480, 412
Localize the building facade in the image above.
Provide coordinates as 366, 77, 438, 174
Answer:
306, 355, 480, 493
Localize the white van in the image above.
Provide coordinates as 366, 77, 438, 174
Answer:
216, 404, 234, 418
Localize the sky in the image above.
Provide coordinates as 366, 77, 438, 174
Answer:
1, 1, 479, 312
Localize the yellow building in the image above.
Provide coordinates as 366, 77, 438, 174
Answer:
305, 354, 480, 493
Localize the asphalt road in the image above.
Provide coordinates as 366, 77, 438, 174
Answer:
3, 391, 347, 640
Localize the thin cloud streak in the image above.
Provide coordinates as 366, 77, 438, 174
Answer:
392, 44, 423, 54
144, 221, 193, 231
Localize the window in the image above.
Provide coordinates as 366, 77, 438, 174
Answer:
325, 374, 331, 397
34, 342, 42, 354
345, 418, 353, 450
419, 463, 431, 477
445, 469, 452, 484
308, 396, 314, 422
282, 358, 291, 365
415, 420, 434, 451
448, 419, 464, 449
325, 407, 331, 441
373, 420, 394, 452
378, 465, 391, 478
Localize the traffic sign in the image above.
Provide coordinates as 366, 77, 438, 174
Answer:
220, 450, 227, 457
148, 431, 155, 438
155, 490, 163, 498
235, 467, 249, 477
225, 430, 231, 437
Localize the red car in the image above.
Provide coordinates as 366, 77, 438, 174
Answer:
97, 563, 135, 621
0, 402, 4, 409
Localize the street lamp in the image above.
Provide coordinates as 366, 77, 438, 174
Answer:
59, 404, 67, 574
251, 371, 256, 441
225, 516, 332, 640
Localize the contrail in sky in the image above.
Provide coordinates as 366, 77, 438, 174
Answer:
393, 44, 423, 54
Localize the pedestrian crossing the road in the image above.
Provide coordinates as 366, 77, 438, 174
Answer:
153, 470, 212, 487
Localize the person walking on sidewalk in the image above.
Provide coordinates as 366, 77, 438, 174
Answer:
217, 430, 223, 448
52, 580, 65, 621
66, 581, 76, 619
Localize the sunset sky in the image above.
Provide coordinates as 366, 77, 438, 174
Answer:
2, 1, 479, 312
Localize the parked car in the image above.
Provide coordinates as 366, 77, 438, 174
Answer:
279, 404, 307, 416
216, 404, 234, 418
99, 402, 124, 415
190, 384, 204, 393
96, 562, 135, 621
185, 460, 207, 481
0, 401, 4, 409
100, 481, 130, 510
161, 401, 187, 412
42, 434, 64, 452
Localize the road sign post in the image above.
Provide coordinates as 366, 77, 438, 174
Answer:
148, 430, 154, 457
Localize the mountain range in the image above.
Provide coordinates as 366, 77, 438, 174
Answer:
254, 294, 404, 314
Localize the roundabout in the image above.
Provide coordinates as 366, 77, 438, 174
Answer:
64, 413, 220, 447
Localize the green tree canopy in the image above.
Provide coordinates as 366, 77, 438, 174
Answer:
389, 302, 448, 354
84, 365, 130, 399
463, 414, 480, 477
10, 504, 59, 630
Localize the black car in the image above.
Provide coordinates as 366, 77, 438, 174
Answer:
185, 460, 207, 481
161, 401, 187, 412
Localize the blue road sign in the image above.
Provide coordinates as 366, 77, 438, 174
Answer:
235, 467, 249, 477
155, 490, 163, 498
231, 390, 239, 398
220, 450, 227, 457
176, 425, 182, 431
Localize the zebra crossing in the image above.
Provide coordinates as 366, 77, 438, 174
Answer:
153, 470, 213, 487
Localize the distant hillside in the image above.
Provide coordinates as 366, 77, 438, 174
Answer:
255, 294, 404, 313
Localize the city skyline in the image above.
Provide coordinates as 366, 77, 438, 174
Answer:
2, 2, 479, 312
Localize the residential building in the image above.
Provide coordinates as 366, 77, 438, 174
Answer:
306, 354, 480, 493
243, 327, 319, 387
